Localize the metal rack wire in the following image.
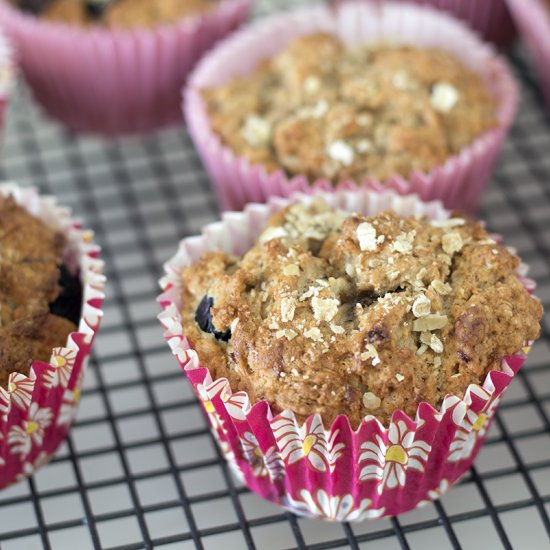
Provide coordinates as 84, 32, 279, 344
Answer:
0, 1, 549, 548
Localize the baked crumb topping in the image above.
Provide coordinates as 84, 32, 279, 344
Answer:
203, 33, 498, 184
180, 200, 542, 427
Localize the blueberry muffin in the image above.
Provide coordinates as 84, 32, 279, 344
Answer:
11, 0, 215, 28
202, 33, 498, 184
0, 195, 82, 388
179, 199, 542, 427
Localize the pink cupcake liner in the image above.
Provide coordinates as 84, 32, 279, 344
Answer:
333, 0, 517, 48
0, 0, 251, 135
0, 183, 105, 490
0, 28, 14, 135
184, 1, 518, 213
506, 0, 550, 109
157, 189, 538, 521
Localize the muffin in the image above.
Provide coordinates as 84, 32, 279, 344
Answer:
0, 195, 79, 389
506, 0, 550, 109
185, 2, 517, 212
0, 0, 251, 133
14, 0, 215, 28
203, 33, 498, 186
178, 199, 541, 428
0, 184, 105, 490
159, 190, 542, 520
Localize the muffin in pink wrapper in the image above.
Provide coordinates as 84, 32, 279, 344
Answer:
333, 0, 517, 48
157, 189, 542, 520
0, 0, 251, 135
185, 1, 518, 213
506, 0, 550, 109
0, 183, 105, 490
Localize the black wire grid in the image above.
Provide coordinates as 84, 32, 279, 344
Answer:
0, 1, 550, 548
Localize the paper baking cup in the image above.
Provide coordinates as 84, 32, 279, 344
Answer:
0, 28, 14, 134
0, 0, 251, 135
157, 189, 537, 520
185, 1, 518, 213
506, 0, 550, 109
0, 183, 105, 490
333, 0, 517, 48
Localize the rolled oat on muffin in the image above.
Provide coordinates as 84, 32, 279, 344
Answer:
178, 199, 542, 428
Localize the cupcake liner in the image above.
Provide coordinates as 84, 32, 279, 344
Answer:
0, 0, 251, 135
0, 28, 14, 135
506, 0, 550, 109
184, 1, 518, 213
332, 0, 517, 48
157, 189, 537, 521
0, 183, 105, 490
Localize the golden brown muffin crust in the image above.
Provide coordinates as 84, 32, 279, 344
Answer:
203, 33, 498, 184
13, 0, 215, 28
0, 196, 76, 389
179, 201, 542, 427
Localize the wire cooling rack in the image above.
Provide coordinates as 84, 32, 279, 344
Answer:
0, 1, 550, 548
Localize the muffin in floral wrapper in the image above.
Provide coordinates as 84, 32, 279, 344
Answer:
0, 0, 251, 134
0, 183, 105, 490
506, 0, 550, 109
333, 0, 517, 48
185, 1, 518, 213
157, 189, 541, 520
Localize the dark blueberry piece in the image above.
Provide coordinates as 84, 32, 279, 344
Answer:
195, 295, 231, 342
85, 0, 115, 19
50, 264, 83, 326
366, 324, 388, 345
352, 289, 379, 308
458, 351, 470, 363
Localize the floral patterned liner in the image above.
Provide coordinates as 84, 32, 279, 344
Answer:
158, 189, 537, 521
184, 1, 518, 212
0, 183, 105, 490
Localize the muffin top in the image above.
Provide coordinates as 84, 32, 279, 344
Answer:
202, 33, 498, 184
179, 200, 542, 427
0, 196, 78, 389
12, 0, 215, 29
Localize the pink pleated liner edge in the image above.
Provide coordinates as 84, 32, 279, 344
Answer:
0, 183, 106, 491
184, 1, 518, 214
331, 0, 517, 48
0, 27, 14, 131
506, 0, 550, 108
0, 0, 252, 135
157, 189, 538, 521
